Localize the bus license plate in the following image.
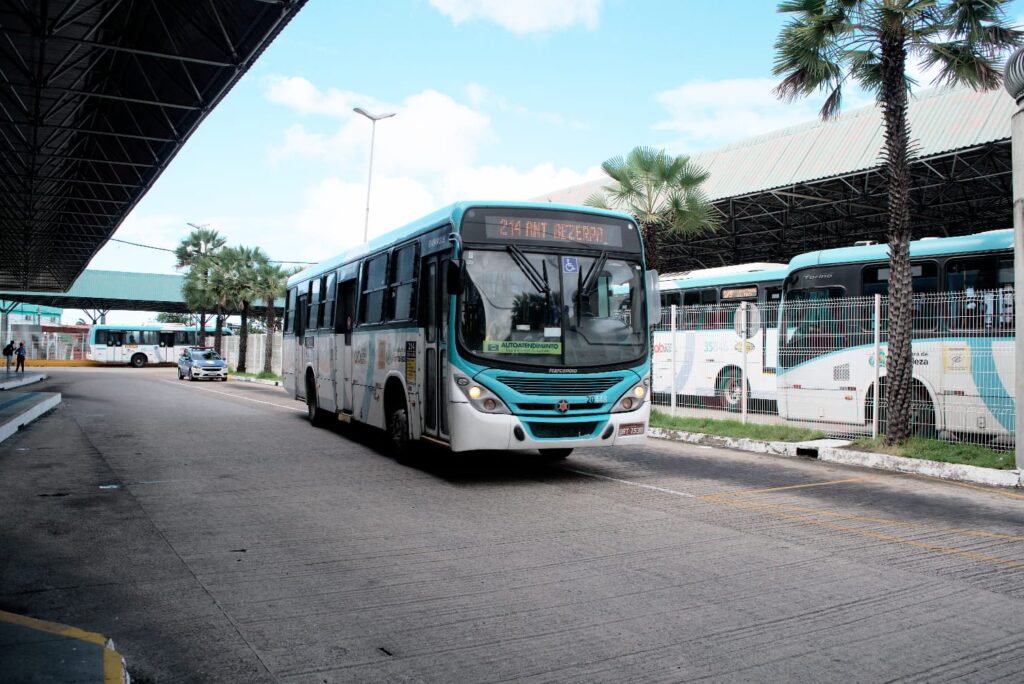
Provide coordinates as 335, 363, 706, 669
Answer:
618, 423, 645, 436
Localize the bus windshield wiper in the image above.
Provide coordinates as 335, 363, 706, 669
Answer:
580, 250, 608, 298
506, 245, 550, 295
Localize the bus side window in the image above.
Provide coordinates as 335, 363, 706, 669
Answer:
359, 253, 388, 325
388, 243, 418, 322
661, 292, 681, 308
284, 288, 294, 334
946, 256, 1014, 332
308, 279, 320, 329
95, 330, 108, 345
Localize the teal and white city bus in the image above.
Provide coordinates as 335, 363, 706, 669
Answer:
86, 324, 225, 367
777, 229, 1015, 440
283, 201, 659, 458
653, 263, 787, 411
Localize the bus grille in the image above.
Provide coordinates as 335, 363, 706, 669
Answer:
496, 376, 619, 396
526, 421, 600, 439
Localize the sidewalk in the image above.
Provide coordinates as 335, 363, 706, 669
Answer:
0, 610, 128, 683
0, 372, 46, 391
0, 391, 62, 444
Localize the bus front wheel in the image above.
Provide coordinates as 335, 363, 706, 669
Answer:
387, 406, 411, 457
306, 377, 330, 427
541, 448, 572, 460
130, 353, 147, 368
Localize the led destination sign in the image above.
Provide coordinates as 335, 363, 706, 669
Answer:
483, 215, 626, 248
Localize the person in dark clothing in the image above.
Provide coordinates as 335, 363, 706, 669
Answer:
2, 341, 12, 373
15, 342, 26, 373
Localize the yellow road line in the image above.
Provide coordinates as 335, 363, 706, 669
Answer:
713, 498, 1024, 569
700, 476, 877, 501
0, 609, 106, 645
938, 478, 1024, 501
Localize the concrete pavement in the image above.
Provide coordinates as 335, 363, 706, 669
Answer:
1, 367, 1023, 682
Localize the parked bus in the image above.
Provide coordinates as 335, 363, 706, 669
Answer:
777, 229, 1014, 440
283, 201, 659, 458
86, 325, 228, 367
653, 263, 787, 411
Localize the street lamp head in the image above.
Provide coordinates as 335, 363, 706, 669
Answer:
353, 107, 396, 121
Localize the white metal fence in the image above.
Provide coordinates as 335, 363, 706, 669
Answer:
213, 333, 283, 375
3, 328, 88, 361
652, 289, 1015, 449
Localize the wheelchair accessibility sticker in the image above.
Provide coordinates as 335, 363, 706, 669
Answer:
562, 256, 579, 274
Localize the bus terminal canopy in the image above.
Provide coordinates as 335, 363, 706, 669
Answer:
0, 269, 284, 314
539, 86, 1015, 272
0, 0, 307, 292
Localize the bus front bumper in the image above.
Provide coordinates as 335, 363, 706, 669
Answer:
448, 402, 650, 453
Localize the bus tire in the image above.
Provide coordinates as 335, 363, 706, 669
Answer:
541, 448, 572, 459
387, 406, 411, 457
306, 376, 329, 427
716, 367, 747, 413
130, 353, 147, 368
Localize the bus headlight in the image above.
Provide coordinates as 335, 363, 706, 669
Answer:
612, 381, 648, 413
454, 375, 510, 414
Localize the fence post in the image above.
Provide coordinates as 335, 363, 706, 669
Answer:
669, 304, 678, 412
872, 293, 881, 439
741, 301, 749, 425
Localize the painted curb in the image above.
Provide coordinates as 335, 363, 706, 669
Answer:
0, 609, 129, 683
229, 375, 282, 387
0, 393, 62, 444
0, 373, 47, 391
648, 426, 1022, 489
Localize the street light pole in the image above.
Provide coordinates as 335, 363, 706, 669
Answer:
353, 107, 395, 243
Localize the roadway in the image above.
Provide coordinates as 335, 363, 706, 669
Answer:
1, 368, 1023, 682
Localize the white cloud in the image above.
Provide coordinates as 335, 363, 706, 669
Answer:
430, 0, 601, 34
264, 76, 366, 117
269, 85, 492, 176
437, 163, 603, 204
654, 77, 875, 152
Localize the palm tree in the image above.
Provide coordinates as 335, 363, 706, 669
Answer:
254, 260, 289, 375
773, 0, 1020, 445
228, 246, 265, 374
207, 249, 238, 355
584, 146, 719, 272
175, 226, 225, 345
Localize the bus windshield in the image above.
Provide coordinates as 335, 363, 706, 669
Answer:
458, 248, 646, 368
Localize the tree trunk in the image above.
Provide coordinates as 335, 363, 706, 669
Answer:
237, 303, 249, 374
198, 309, 207, 347
263, 296, 276, 375
214, 305, 224, 354
641, 221, 661, 272
879, 30, 914, 446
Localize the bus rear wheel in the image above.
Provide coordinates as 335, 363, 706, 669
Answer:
716, 367, 746, 413
130, 353, 147, 368
541, 448, 572, 460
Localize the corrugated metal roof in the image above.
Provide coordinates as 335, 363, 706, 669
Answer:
540, 85, 1015, 205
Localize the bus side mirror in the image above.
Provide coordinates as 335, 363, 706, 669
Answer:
645, 269, 660, 325
446, 260, 464, 294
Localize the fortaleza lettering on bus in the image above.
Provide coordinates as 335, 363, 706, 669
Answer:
483, 340, 562, 355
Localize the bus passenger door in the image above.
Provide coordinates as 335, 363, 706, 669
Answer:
336, 279, 357, 413
159, 332, 175, 362
421, 256, 448, 439
295, 294, 308, 399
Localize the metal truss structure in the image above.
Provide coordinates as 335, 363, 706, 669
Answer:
0, 0, 307, 292
660, 141, 1012, 271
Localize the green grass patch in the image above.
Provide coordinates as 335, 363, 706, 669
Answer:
850, 437, 1015, 470
230, 370, 281, 381
650, 410, 826, 442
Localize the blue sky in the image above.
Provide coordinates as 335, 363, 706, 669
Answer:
84, 0, 1024, 324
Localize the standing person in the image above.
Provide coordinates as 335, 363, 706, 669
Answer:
15, 341, 26, 373
2, 340, 12, 373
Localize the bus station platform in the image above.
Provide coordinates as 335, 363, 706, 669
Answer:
0, 390, 61, 444
0, 610, 127, 683
0, 371, 47, 391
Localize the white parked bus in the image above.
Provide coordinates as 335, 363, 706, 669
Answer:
777, 230, 1015, 441
283, 201, 660, 458
86, 324, 226, 367
653, 263, 787, 411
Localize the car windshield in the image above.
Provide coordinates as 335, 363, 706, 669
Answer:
457, 248, 646, 368
193, 350, 221, 361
